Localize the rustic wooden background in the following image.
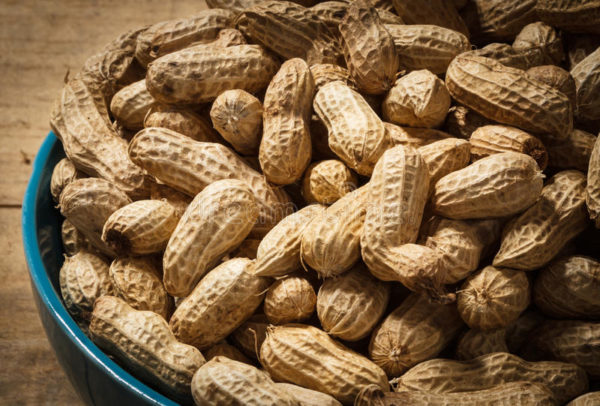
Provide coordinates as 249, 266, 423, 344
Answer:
0, 1, 206, 404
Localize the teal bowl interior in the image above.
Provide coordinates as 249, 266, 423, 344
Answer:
22, 132, 178, 406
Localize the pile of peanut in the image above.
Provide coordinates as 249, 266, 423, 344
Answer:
49, 0, 600, 404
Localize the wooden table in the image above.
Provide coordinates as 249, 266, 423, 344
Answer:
0, 1, 205, 403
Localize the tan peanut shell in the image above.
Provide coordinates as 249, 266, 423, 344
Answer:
210, 89, 263, 155
456, 328, 509, 360
276, 382, 342, 406
204, 342, 251, 364
128, 127, 291, 236
385, 123, 451, 149
259, 58, 314, 184
235, 1, 341, 65
317, 264, 390, 341
169, 258, 270, 350
310, 1, 349, 33
419, 217, 501, 284
547, 129, 596, 171
382, 70, 451, 129
588, 136, 600, 227
457, 266, 530, 330
301, 160, 358, 205
446, 54, 573, 139
339, 0, 398, 95
513, 22, 564, 65
102, 200, 179, 256
264, 274, 316, 324
568, 392, 600, 406
356, 381, 556, 406
89, 296, 205, 402
110, 79, 154, 130
385, 24, 471, 74
163, 179, 258, 297
526, 65, 577, 111
469, 125, 548, 170
146, 44, 279, 105
396, 352, 588, 404
444, 105, 492, 139
313, 80, 387, 175
461, 0, 537, 43
534, 255, 600, 319
369, 293, 463, 378
109, 257, 173, 321
523, 321, 600, 379
192, 357, 298, 406
494, 170, 588, 270
260, 324, 389, 404
144, 104, 222, 143
59, 178, 132, 257
50, 158, 83, 203
301, 185, 369, 278
61, 219, 91, 256
431, 152, 543, 220
254, 204, 325, 277
148, 183, 192, 218
231, 314, 269, 360
571, 47, 600, 121
309, 63, 355, 91
464, 42, 545, 71
134, 9, 234, 66
59, 250, 114, 322
417, 138, 471, 195
536, 0, 600, 34
391, 0, 469, 37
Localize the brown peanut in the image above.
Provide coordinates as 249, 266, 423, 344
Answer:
50, 158, 83, 203
144, 104, 222, 143
109, 79, 154, 130
301, 160, 358, 205
536, 0, 600, 35
264, 274, 316, 324
456, 328, 509, 360
571, 47, 600, 121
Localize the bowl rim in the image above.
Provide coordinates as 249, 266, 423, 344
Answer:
22, 131, 178, 406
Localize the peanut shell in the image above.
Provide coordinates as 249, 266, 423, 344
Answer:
264, 274, 316, 324
301, 160, 358, 205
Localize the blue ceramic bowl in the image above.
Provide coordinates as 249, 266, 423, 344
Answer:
22, 132, 178, 406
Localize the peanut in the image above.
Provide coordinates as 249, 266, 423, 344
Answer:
391, 0, 469, 37
464, 42, 545, 70
230, 313, 269, 361
109, 79, 154, 130
309, 63, 355, 91
526, 65, 577, 112
494, 170, 588, 270
144, 104, 222, 143
50, 158, 83, 203
264, 274, 316, 324
148, 183, 192, 218
547, 129, 596, 171
571, 47, 600, 121
163, 179, 258, 297
456, 328, 509, 360
61, 219, 91, 256
568, 392, 600, 406
204, 341, 251, 364
513, 22, 564, 65
588, 136, 600, 227
417, 138, 471, 195
276, 383, 342, 406
536, 0, 600, 35
301, 160, 358, 205
506, 310, 546, 354
443, 105, 492, 139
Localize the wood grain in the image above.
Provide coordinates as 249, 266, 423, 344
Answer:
0, 1, 207, 404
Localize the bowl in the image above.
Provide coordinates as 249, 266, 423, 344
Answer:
22, 132, 178, 406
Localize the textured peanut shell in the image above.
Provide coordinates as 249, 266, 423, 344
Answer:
494, 170, 588, 270
446, 54, 573, 139
210, 89, 263, 155
259, 58, 314, 184
338, 0, 398, 95
417, 138, 471, 196
128, 127, 291, 236
134, 9, 235, 66
192, 356, 298, 406
443, 105, 492, 139
169, 258, 270, 350
61, 219, 91, 256
313, 81, 387, 175
205, 0, 261, 14
469, 125, 548, 170
146, 44, 279, 105
301, 183, 369, 278
547, 130, 596, 171
59, 251, 114, 322
457, 266, 530, 330
534, 255, 600, 319
384, 24, 471, 74
356, 382, 556, 406
513, 22, 564, 65
536, 0, 600, 34
110, 79, 154, 130
588, 136, 600, 227
231, 314, 269, 360
317, 264, 390, 341
204, 342, 251, 364
264, 275, 316, 324
163, 179, 258, 297
50, 158, 83, 203
526, 65, 577, 112
301, 160, 357, 205
254, 204, 325, 277
260, 324, 389, 404
568, 392, 600, 406
523, 320, 600, 379
148, 183, 192, 218
59, 178, 132, 257
383, 70, 451, 129
464, 42, 545, 71
310, 1, 349, 33
396, 352, 588, 404
144, 104, 222, 143
432, 152, 543, 220
109, 257, 173, 321
385, 123, 451, 149
89, 296, 205, 402
235, 1, 341, 65
571, 47, 600, 121
369, 293, 463, 378
309, 63, 354, 91
456, 328, 509, 360
391, 0, 469, 37
276, 382, 342, 406
102, 200, 179, 256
